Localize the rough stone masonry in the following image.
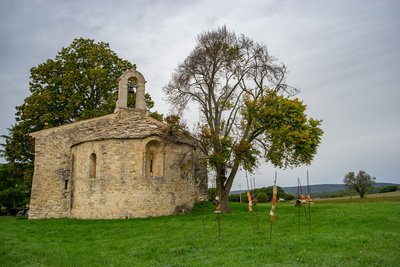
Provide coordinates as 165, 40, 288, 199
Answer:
29, 69, 208, 219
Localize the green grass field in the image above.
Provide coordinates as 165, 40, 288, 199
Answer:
313, 190, 400, 203
1, 196, 399, 266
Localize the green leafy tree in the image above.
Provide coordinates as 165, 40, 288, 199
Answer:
164, 26, 323, 212
344, 170, 375, 198
379, 185, 398, 193
256, 192, 268, 203
0, 163, 30, 214
3, 38, 160, 196
255, 186, 286, 202
285, 193, 295, 201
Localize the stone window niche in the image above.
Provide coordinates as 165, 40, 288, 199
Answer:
90, 153, 97, 178
145, 140, 163, 177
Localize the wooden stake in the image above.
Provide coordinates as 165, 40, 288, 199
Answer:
297, 177, 301, 232
307, 170, 312, 234
270, 171, 277, 241
216, 212, 221, 241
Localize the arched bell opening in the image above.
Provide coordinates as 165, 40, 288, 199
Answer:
127, 77, 138, 108
115, 69, 147, 111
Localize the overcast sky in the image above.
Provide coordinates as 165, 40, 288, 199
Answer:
1, 0, 399, 188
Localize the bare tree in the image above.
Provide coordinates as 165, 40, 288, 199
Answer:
164, 26, 323, 212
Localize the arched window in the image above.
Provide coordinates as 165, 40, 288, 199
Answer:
64, 179, 69, 190
90, 153, 96, 178
145, 140, 163, 177
149, 155, 154, 175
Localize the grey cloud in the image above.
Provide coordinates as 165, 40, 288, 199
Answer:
0, 0, 399, 187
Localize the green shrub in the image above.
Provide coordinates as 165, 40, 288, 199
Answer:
229, 194, 241, 202
208, 188, 216, 200
256, 192, 268, 203
285, 194, 295, 200
241, 193, 249, 203
379, 186, 398, 193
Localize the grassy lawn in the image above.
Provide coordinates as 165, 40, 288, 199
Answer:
1, 197, 399, 266
313, 190, 400, 203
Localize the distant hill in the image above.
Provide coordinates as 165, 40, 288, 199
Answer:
230, 182, 399, 195
282, 184, 344, 195
283, 182, 399, 195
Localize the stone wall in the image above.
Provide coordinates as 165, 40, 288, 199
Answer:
29, 109, 208, 219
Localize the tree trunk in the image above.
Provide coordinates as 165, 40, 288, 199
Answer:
215, 165, 229, 213
215, 161, 240, 213
219, 189, 229, 212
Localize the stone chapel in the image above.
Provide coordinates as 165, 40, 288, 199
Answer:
28, 69, 208, 219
